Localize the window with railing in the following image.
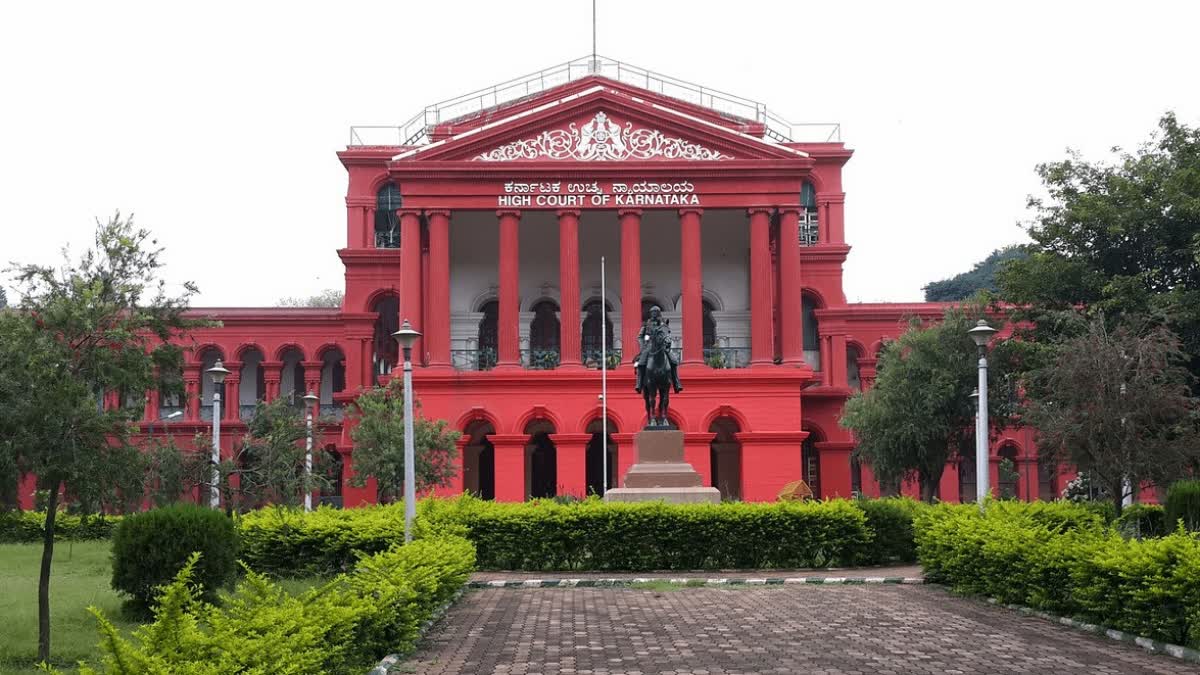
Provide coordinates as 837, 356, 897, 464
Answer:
375, 184, 402, 249
799, 181, 819, 246
802, 296, 820, 370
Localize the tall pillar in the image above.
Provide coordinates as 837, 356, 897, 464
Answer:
831, 334, 849, 388
557, 210, 582, 368
223, 374, 240, 424
619, 209, 642, 359
679, 208, 704, 365
427, 210, 452, 368
748, 208, 774, 366
399, 209, 423, 361
550, 433, 589, 499
491, 434, 527, 502
497, 210, 521, 367
262, 361, 282, 401
779, 208, 803, 365
302, 361, 323, 399
184, 369, 200, 422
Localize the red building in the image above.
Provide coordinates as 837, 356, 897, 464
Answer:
60, 57, 1057, 509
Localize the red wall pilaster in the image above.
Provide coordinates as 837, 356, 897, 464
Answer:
551, 433, 590, 499
262, 361, 282, 401
738, 431, 805, 501
426, 210, 452, 368
684, 432, 715, 487
497, 210, 521, 367
619, 209, 643, 357
184, 369, 200, 421
491, 434, 527, 502
223, 375, 240, 423
939, 459, 959, 502
748, 208, 774, 366
557, 210, 582, 368
399, 209, 423, 363
340, 448, 375, 508
779, 208, 803, 365
831, 335, 848, 388
679, 208, 704, 365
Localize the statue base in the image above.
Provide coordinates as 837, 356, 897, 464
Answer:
604, 430, 721, 504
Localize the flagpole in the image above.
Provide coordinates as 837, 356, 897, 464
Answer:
601, 255, 608, 494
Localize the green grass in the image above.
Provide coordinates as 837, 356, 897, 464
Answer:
0, 540, 327, 674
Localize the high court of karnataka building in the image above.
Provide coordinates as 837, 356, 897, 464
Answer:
107, 57, 1056, 508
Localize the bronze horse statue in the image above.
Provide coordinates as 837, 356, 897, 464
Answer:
641, 324, 674, 428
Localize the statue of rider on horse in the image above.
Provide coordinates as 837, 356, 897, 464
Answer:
633, 305, 683, 428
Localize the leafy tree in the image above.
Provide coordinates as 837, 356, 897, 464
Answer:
840, 304, 1017, 502
277, 288, 343, 308
218, 397, 330, 511
923, 245, 1027, 301
999, 113, 1200, 374
0, 214, 198, 664
1022, 319, 1199, 515
0, 286, 7, 308
348, 379, 461, 502
144, 436, 209, 508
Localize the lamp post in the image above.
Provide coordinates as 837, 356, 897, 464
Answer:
968, 320, 997, 511
393, 319, 422, 543
206, 359, 231, 509
303, 390, 320, 512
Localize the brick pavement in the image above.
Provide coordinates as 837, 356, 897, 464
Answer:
469, 565, 924, 583
400, 584, 1194, 674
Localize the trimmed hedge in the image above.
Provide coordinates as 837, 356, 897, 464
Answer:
915, 501, 1200, 648
1166, 480, 1200, 532
1115, 503, 1167, 539
854, 497, 923, 564
239, 503, 411, 577
0, 510, 122, 543
70, 535, 476, 674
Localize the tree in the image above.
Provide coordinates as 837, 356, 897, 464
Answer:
348, 379, 461, 502
839, 304, 1017, 502
220, 397, 329, 511
277, 289, 343, 308
923, 245, 1027, 301
0, 286, 7, 308
1022, 319, 1199, 515
998, 113, 1200, 373
0, 214, 198, 664
144, 436, 209, 508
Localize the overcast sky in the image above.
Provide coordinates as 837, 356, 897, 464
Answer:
2, 1, 1197, 306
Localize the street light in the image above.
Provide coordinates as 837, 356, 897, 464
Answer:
206, 359, 231, 509
968, 320, 997, 510
393, 319, 422, 543
303, 390, 320, 512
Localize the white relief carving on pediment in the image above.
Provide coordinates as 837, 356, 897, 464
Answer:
474, 112, 729, 161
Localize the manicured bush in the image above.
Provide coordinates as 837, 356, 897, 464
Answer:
1166, 480, 1200, 532
915, 502, 1200, 648
853, 497, 924, 564
0, 510, 122, 543
1114, 503, 1167, 539
239, 503, 409, 577
70, 535, 476, 674
111, 504, 240, 611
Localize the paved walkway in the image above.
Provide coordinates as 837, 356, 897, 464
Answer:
402, 584, 1193, 674
469, 565, 924, 583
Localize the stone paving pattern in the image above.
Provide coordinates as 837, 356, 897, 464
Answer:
402, 585, 1194, 674
469, 565, 924, 582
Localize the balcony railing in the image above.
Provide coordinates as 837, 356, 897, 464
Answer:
320, 403, 345, 421
704, 346, 751, 369
582, 348, 622, 370
522, 348, 561, 370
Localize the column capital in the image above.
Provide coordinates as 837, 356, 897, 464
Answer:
617, 208, 643, 217
747, 206, 773, 217
397, 208, 423, 218
496, 209, 522, 218
678, 207, 704, 217
778, 206, 802, 216
301, 360, 324, 371
346, 196, 374, 208
426, 209, 451, 219
555, 209, 581, 218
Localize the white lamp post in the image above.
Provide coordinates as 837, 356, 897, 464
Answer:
303, 390, 320, 512
968, 320, 997, 511
393, 319, 422, 543
206, 359, 231, 509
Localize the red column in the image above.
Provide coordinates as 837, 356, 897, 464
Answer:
399, 209, 423, 361
619, 209, 643, 360
679, 208, 704, 365
184, 369, 200, 421
497, 210, 521, 367
748, 208, 774, 366
223, 375, 240, 424
427, 210, 451, 368
779, 208, 803, 365
262, 361, 282, 400
491, 434, 527, 502
551, 433, 589, 499
832, 334, 848, 388
557, 210, 582, 368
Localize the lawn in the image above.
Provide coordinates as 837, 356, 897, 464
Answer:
0, 541, 325, 674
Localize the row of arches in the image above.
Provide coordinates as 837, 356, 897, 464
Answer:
179, 345, 347, 421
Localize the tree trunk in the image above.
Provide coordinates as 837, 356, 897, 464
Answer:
37, 483, 59, 664
1111, 478, 1125, 518
919, 476, 939, 504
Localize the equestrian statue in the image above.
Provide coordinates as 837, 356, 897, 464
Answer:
633, 305, 683, 428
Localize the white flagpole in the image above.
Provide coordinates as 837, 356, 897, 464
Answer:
601, 255, 608, 494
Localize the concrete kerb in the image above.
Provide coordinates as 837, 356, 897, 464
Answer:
984, 597, 1200, 665
369, 586, 466, 675
466, 576, 926, 588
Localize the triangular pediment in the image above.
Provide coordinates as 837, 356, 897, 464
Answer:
392, 86, 806, 164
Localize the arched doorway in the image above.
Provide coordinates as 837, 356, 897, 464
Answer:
1038, 454, 1057, 501
702, 299, 717, 351
802, 294, 821, 370
374, 184, 402, 249
197, 347, 225, 421
847, 344, 862, 391
528, 299, 561, 369
371, 294, 399, 377
850, 456, 863, 497
585, 417, 618, 496
581, 299, 614, 366
998, 444, 1020, 500
279, 347, 305, 405
801, 429, 822, 499
526, 420, 557, 499
462, 420, 496, 500
477, 299, 498, 370
320, 348, 346, 419
320, 446, 344, 508
959, 453, 977, 503
709, 416, 741, 500
238, 348, 265, 420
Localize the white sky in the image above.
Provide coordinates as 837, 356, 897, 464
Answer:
2, 1, 1197, 306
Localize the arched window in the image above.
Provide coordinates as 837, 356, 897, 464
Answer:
800, 181, 819, 246
709, 417, 741, 500
1038, 455, 1057, 501
847, 344, 862, 391
850, 457, 863, 497
529, 300, 560, 352
581, 299, 614, 366
239, 348, 266, 420
702, 299, 717, 350
320, 348, 346, 419
279, 347, 305, 406
998, 444, 1020, 500
802, 295, 820, 370
371, 295, 399, 377
477, 300, 498, 370
801, 434, 822, 499
959, 453, 976, 503
374, 184, 402, 248
198, 348, 224, 421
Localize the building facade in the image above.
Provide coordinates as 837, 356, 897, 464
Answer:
43, 58, 1056, 509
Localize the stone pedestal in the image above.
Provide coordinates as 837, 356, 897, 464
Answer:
604, 430, 721, 504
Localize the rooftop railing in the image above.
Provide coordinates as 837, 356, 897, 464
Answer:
349, 55, 840, 147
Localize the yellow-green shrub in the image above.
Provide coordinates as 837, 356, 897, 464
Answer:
0, 510, 122, 542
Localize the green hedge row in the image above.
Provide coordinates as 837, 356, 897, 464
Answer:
0, 510, 122, 543
238, 496, 925, 574
915, 501, 1200, 648
65, 535, 476, 675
